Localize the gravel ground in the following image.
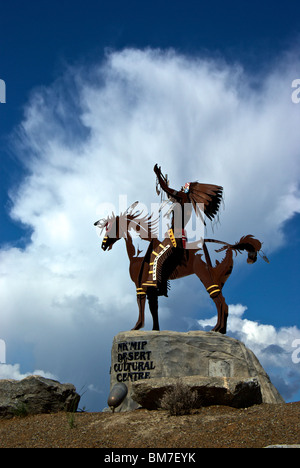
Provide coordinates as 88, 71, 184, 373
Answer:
0, 402, 299, 449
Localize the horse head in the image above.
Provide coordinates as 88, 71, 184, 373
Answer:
94, 201, 158, 252
94, 213, 123, 251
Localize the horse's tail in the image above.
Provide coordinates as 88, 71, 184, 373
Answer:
205, 235, 269, 264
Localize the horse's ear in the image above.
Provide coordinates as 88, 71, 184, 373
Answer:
94, 217, 109, 234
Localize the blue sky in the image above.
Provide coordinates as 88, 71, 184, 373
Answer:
0, 1, 300, 411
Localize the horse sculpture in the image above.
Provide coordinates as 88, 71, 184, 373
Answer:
94, 204, 265, 334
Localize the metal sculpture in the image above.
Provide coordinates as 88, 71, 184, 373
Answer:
94, 165, 267, 334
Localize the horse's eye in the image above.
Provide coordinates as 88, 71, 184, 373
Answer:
106, 222, 112, 233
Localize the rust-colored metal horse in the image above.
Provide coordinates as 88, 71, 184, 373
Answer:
94, 205, 264, 334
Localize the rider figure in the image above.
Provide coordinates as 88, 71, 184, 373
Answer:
154, 164, 192, 248
138, 164, 223, 297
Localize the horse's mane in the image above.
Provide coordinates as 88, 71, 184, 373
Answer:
96, 202, 159, 241
124, 209, 159, 240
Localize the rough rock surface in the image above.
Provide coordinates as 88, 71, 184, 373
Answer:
132, 376, 263, 410
109, 330, 284, 411
0, 375, 80, 419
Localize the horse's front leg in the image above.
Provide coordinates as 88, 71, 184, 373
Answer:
147, 289, 160, 331
131, 291, 146, 330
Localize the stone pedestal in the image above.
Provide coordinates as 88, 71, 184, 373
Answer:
109, 330, 284, 412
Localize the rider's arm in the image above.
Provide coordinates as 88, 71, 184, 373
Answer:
154, 164, 186, 202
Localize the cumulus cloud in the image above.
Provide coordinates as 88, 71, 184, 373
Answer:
198, 304, 300, 400
0, 363, 57, 381
1, 48, 300, 409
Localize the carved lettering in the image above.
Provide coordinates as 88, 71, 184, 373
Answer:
115, 340, 155, 382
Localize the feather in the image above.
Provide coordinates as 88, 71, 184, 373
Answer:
188, 182, 223, 221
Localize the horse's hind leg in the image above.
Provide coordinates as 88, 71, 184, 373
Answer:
211, 293, 228, 334
193, 249, 231, 334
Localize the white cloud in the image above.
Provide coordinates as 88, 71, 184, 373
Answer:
198, 304, 300, 400
199, 303, 300, 358
1, 48, 300, 408
0, 363, 57, 381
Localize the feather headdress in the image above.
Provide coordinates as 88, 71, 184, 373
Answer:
188, 182, 223, 222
